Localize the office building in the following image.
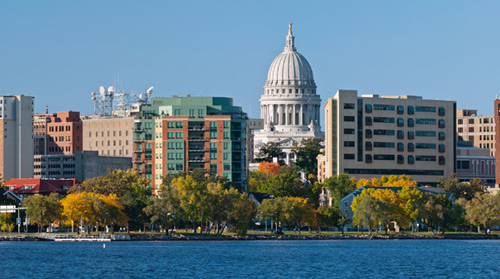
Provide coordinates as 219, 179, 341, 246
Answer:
324, 90, 456, 185
0, 95, 34, 180
456, 109, 495, 156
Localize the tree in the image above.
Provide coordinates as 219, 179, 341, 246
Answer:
259, 197, 288, 233
70, 169, 152, 231
323, 174, 357, 210
259, 167, 305, 197
437, 174, 486, 201
171, 176, 208, 235
460, 192, 500, 234
257, 161, 282, 175
396, 186, 423, 232
61, 193, 92, 233
256, 142, 285, 165
0, 213, 15, 233
248, 171, 272, 192
227, 193, 257, 236
317, 205, 338, 232
284, 197, 315, 235
143, 185, 183, 236
418, 193, 463, 234
292, 137, 322, 175
24, 193, 62, 233
352, 195, 387, 237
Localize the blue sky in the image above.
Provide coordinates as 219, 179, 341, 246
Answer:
1, 0, 500, 123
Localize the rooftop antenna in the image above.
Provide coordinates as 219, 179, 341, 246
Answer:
45, 105, 48, 114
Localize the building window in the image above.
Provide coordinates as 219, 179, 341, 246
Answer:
438, 107, 445, 116
416, 156, 436, 162
365, 104, 372, 113
365, 117, 372, 126
168, 132, 175, 139
397, 118, 404, 127
408, 155, 415, 164
408, 106, 414, 115
344, 154, 355, 160
176, 122, 183, 128
373, 105, 395, 111
344, 141, 355, 147
365, 129, 372, 138
373, 155, 395, 161
365, 154, 372, 163
374, 129, 395, 136
344, 116, 355, 122
397, 155, 404, 164
408, 143, 414, 152
344, 103, 355, 109
397, 143, 404, 152
416, 131, 436, 137
397, 130, 404, 139
397, 105, 404, 114
416, 119, 436, 125
344, 129, 355, 135
438, 119, 445, 128
439, 144, 445, 153
168, 122, 175, 128
408, 131, 415, 140
365, 142, 372, 151
374, 117, 395, 123
416, 106, 436, 113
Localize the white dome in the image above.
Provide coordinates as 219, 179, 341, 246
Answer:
265, 24, 316, 88
266, 52, 315, 86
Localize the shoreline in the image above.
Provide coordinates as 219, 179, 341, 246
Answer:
1, 233, 499, 241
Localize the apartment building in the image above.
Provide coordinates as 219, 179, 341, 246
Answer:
324, 90, 456, 185
133, 96, 248, 191
0, 95, 34, 180
456, 109, 495, 156
82, 117, 134, 157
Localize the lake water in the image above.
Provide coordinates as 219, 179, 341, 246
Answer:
1, 240, 498, 278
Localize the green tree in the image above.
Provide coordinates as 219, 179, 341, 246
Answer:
292, 137, 322, 176
317, 205, 338, 231
352, 195, 387, 237
24, 193, 62, 233
418, 193, 463, 234
437, 174, 486, 201
256, 142, 285, 165
143, 185, 183, 236
324, 174, 357, 211
227, 193, 257, 236
460, 192, 500, 234
259, 197, 288, 233
0, 213, 15, 233
259, 167, 305, 197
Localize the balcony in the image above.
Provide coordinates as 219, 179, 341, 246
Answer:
188, 157, 206, 163
188, 126, 205, 131
188, 137, 206, 141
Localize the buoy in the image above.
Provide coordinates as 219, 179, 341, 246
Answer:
103, 244, 106, 248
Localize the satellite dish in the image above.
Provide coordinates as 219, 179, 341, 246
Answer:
91, 96, 96, 101
138, 93, 144, 101
91, 92, 96, 96
99, 86, 106, 95
146, 86, 154, 95
108, 86, 115, 94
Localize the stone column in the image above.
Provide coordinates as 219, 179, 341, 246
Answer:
285, 104, 289, 126
299, 105, 304, 125
292, 104, 296, 126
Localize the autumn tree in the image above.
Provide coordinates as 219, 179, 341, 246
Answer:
61, 193, 92, 233
257, 161, 282, 175
70, 169, 152, 231
171, 176, 208, 235
24, 193, 62, 233
284, 197, 316, 235
396, 186, 423, 232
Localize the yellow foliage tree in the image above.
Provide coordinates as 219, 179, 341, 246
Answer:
257, 161, 282, 175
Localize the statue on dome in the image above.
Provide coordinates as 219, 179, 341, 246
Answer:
289, 23, 292, 34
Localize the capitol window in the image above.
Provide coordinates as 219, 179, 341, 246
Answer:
289, 89, 292, 93
282, 89, 285, 93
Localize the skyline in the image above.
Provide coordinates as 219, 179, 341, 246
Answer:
2, 0, 500, 122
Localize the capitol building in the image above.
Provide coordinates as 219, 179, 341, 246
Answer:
254, 24, 323, 164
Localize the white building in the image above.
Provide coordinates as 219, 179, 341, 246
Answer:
0, 95, 34, 180
254, 24, 323, 164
